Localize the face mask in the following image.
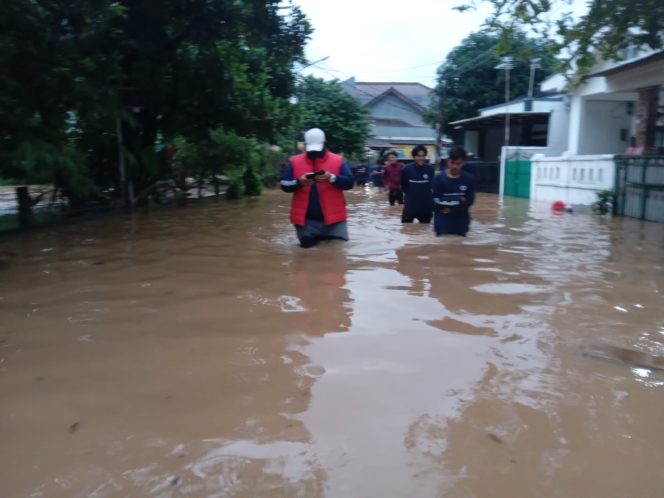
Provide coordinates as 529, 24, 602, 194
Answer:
307, 150, 325, 159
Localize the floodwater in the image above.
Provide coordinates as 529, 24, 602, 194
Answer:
1, 187, 663, 498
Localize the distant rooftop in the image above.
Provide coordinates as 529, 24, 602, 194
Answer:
342, 78, 433, 108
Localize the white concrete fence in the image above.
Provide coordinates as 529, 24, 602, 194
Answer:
530, 154, 615, 205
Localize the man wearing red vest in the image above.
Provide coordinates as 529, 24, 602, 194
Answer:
280, 128, 355, 248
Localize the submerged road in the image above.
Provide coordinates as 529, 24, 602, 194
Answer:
1, 187, 663, 497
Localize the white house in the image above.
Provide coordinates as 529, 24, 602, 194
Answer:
500, 49, 664, 221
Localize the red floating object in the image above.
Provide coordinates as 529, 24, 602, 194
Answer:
551, 200, 566, 212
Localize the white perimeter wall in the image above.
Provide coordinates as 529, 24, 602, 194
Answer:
530, 154, 615, 205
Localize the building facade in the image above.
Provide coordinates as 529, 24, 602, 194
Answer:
342, 78, 442, 160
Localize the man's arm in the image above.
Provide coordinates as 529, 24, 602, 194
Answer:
316, 162, 354, 190
464, 175, 476, 206
280, 163, 302, 193
336, 163, 355, 190
400, 165, 409, 192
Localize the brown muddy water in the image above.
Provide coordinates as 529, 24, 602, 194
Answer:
1, 187, 663, 498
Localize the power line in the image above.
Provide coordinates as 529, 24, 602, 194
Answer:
440, 43, 501, 80
301, 48, 505, 129
313, 62, 437, 88
348, 60, 445, 74
309, 41, 501, 91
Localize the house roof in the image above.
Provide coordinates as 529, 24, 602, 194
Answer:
343, 79, 433, 108
449, 112, 550, 129
372, 124, 437, 140
371, 137, 438, 146
478, 96, 563, 114
373, 117, 413, 127
366, 137, 395, 148
590, 50, 664, 77
365, 87, 427, 112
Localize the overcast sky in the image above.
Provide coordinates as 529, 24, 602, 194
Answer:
290, 0, 587, 89
290, 0, 496, 88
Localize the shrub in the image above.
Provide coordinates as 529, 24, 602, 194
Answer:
224, 169, 244, 199
243, 163, 262, 196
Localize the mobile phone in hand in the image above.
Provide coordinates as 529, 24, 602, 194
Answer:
305, 173, 316, 179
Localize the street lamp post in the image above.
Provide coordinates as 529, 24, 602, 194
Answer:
527, 58, 541, 98
495, 56, 514, 146
435, 78, 447, 163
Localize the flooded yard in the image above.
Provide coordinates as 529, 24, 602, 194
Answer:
1, 187, 663, 497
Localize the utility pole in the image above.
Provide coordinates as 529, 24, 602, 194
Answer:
495, 56, 514, 146
435, 79, 447, 164
527, 58, 540, 98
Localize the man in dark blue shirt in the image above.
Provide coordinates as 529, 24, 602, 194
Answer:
433, 146, 476, 236
400, 145, 434, 223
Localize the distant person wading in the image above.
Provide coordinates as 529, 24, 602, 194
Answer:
382, 151, 404, 206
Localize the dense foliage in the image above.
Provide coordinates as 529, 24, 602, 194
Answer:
0, 0, 311, 205
427, 31, 557, 139
457, 0, 664, 84
294, 76, 371, 160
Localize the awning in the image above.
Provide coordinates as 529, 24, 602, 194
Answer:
449, 112, 550, 129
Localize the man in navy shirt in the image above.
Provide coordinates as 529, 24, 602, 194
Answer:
433, 146, 475, 236
400, 145, 435, 223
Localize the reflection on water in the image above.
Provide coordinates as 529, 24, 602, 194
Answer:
1, 188, 663, 497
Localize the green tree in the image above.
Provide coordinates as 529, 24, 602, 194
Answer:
0, 0, 124, 202
294, 76, 371, 159
426, 31, 557, 139
457, 0, 664, 83
0, 0, 311, 204
106, 0, 311, 196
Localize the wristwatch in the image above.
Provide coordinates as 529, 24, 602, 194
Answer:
329, 173, 337, 183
